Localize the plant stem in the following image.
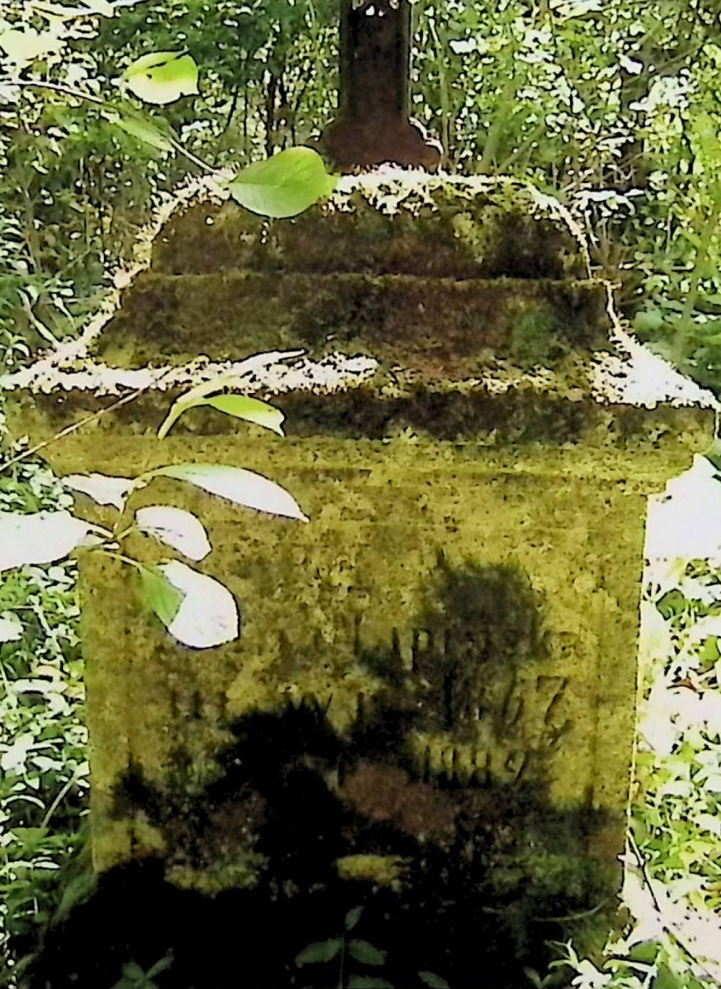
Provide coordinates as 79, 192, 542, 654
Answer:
41, 764, 82, 828
426, 13, 451, 170
338, 935, 347, 989
96, 549, 142, 571
0, 368, 176, 476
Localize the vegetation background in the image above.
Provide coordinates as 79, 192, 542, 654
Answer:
2, 0, 721, 987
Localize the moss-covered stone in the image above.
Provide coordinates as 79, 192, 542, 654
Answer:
150, 178, 586, 280
335, 854, 412, 887
47, 432, 660, 878
94, 271, 610, 370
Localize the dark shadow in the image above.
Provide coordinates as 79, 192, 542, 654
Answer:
28, 560, 617, 989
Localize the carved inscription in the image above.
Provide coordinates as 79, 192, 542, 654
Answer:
270, 561, 576, 788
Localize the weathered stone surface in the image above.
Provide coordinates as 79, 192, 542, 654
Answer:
62, 437, 656, 869
96, 270, 610, 370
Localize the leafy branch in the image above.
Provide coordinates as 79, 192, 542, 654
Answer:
0, 368, 307, 650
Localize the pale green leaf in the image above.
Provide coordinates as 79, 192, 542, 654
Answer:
295, 939, 343, 967
120, 961, 145, 980
104, 111, 175, 153
137, 563, 185, 630
345, 906, 364, 932
348, 940, 387, 966
158, 561, 239, 648
228, 146, 338, 218
151, 464, 308, 521
347, 977, 394, 989
123, 51, 198, 105
0, 616, 23, 643
0, 511, 95, 572
156, 352, 304, 439
0, 27, 63, 68
145, 955, 174, 978
157, 390, 284, 439
419, 972, 451, 989
204, 395, 285, 435
135, 506, 211, 562
63, 473, 136, 511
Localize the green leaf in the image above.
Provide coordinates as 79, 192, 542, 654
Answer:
104, 111, 175, 153
633, 309, 664, 335
0, 615, 23, 643
0, 27, 63, 69
295, 939, 343, 966
145, 955, 174, 979
654, 965, 685, 989
349, 940, 387, 966
704, 438, 721, 472
156, 354, 303, 439
627, 942, 660, 965
419, 972, 451, 989
123, 51, 199, 106
135, 506, 211, 562
348, 977, 394, 989
137, 563, 185, 630
157, 391, 284, 439
150, 464, 308, 521
0, 511, 97, 572
63, 472, 136, 510
345, 905, 364, 931
205, 395, 285, 435
156, 561, 239, 649
228, 146, 338, 218
121, 962, 145, 980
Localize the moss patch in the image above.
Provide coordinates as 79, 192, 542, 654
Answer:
151, 179, 586, 280
93, 271, 610, 370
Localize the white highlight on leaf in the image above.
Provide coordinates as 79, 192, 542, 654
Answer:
0, 512, 94, 572
0, 616, 23, 643
155, 464, 308, 521
159, 560, 239, 649
135, 506, 211, 561
63, 473, 135, 510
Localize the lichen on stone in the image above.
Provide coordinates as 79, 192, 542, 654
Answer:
335, 853, 412, 888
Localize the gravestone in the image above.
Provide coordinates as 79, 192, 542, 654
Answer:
2, 3, 716, 985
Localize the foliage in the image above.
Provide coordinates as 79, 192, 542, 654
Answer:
112, 953, 173, 989
294, 906, 449, 989
547, 552, 721, 989
0, 0, 336, 374
0, 365, 307, 649
4, 0, 721, 385
0, 448, 88, 988
2, 0, 721, 986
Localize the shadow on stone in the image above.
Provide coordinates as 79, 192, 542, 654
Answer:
29, 561, 616, 989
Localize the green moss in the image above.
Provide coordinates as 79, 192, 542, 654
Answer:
335, 854, 412, 888
510, 301, 569, 366
93, 271, 609, 370
166, 854, 267, 894
6, 173, 707, 921
59, 431, 668, 891
151, 177, 586, 280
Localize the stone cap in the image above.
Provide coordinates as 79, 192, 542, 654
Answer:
150, 171, 588, 280
1, 326, 715, 462
0, 169, 716, 457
